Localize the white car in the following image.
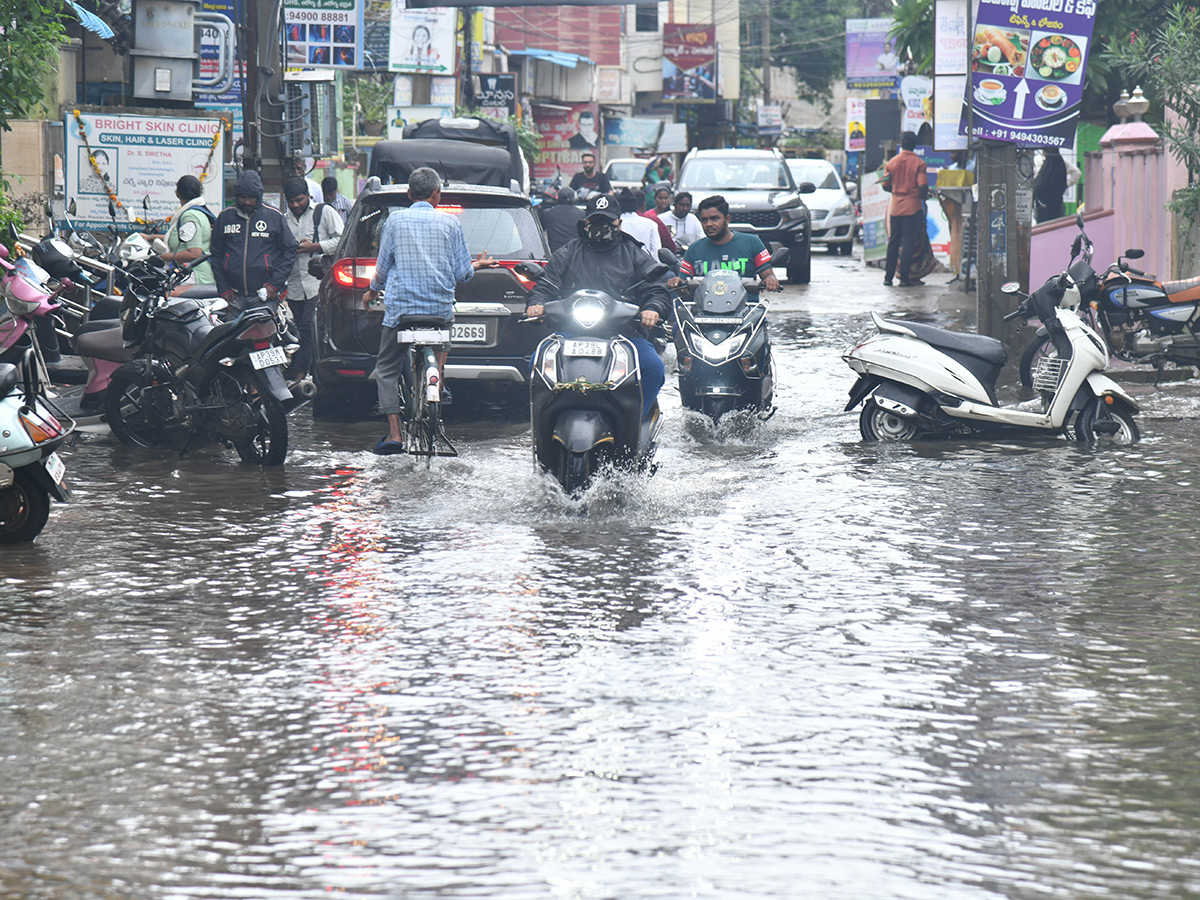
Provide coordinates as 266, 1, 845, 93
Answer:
604, 157, 650, 193
786, 159, 857, 256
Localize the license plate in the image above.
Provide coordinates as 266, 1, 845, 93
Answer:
563, 340, 606, 357
695, 316, 745, 326
250, 346, 288, 369
452, 323, 487, 343
44, 452, 65, 485
398, 329, 451, 344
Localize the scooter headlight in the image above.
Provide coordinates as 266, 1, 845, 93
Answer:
607, 341, 632, 385
539, 338, 560, 385
696, 331, 748, 362
572, 295, 605, 329
1, 282, 41, 317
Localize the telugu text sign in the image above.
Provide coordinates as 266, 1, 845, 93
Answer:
663, 24, 716, 103
959, 0, 1097, 148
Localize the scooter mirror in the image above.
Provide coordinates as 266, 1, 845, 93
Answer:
657, 248, 680, 268
1126, 248, 1145, 260
1076, 211, 1085, 229
1070, 235, 1082, 258
770, 247, 790, 267
68, 199, 77, 217
645, 263, 669, 281
108, 200, 116, 219
1000, 281, 1022, 294
515, 261, 545, 279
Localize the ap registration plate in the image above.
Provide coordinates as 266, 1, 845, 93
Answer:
563, 340, 606, 357
44, 451, 65, 485
250, 346, 289, 370
452, 323, 487, 343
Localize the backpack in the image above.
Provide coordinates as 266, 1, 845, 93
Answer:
311, 203, 326, 242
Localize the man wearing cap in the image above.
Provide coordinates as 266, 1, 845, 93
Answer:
524, 194, 668, 416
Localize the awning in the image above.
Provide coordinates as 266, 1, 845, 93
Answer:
505, 48, 593, 69
69, 1, 115, 39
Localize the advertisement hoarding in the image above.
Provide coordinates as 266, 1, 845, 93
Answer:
959, 0, 1098, 148
283, 0, 365, 69
663, 24, 716, 103
934, 0, 968, 75
390, 6, 456, 73
846, 18, 900, 91
532, 102, 600, 181
846, 97, 866, 152
478, 73, 517, 120
65, 112, 225, 231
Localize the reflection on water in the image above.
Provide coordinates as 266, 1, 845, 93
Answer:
4, 285, 1200, 898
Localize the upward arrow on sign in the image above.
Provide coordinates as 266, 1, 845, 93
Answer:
1012, 79, 1030, 119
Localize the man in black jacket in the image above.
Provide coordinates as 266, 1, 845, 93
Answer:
525, 194, 667, 415
538, 187, 585, 253
210, 170, 298, 310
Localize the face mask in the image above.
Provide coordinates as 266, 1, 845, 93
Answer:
584, 218, 621, 247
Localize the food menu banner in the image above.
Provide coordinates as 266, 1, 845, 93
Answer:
959, 0, 1097, 148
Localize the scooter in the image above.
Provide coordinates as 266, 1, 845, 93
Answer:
663, 247, 781, 422
1020, 242, 1200, 387
0, 349, 74, 543
523, 262, 668, 495
0, 244, 66, 372
844, 214, 1141, 444
104, 256, 302, 465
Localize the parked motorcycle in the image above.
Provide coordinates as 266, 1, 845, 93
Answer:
523, 262, 667, 495
663, 248, 782, 422
844, 214, 1141, 444
1020, 234, 1200, 386
0, 349, 74, 543
103, 257, 300, 465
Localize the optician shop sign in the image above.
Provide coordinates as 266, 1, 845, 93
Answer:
959, 0, 1097, 149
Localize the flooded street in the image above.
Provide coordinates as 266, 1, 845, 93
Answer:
6, 252, 1200, 899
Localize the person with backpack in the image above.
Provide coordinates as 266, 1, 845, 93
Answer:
150, 175, 216, 294
283, 175, 344, 378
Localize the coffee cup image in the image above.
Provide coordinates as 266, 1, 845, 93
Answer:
1037, 84, 1065, 109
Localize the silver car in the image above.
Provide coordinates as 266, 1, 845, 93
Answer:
786, 159, 857, 256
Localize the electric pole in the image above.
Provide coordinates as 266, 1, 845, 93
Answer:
761, 0, 771, 105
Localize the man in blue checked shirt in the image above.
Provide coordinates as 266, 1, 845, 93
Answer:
362, 167, 495, 454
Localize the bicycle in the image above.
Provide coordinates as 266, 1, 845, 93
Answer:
395, 320, 457, 465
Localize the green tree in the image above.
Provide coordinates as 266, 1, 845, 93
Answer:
743, 0, 865, 108
0, 0, 67, 133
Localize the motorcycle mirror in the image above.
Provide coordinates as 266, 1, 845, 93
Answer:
657, 248, 680, 268
1076, 211, 1085, 229
514, 261, 545, 279
108, 200, 116, 220
797, 181, 817, 194
1125, 248, 1145, 260
67, 198, 77, 217
307, 258, 326, 279
1070, 235, 1082, 258
770, 247, 790, 267
1000, 281, 1022, 294
142, 195, 150, 213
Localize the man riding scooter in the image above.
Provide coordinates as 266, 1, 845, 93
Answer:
525, 194, 668, 416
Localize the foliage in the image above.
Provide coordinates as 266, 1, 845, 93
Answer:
888, 0, 934, 75
742, 0, 864, 108
1105, 4, 1200, 224
0, 0, 66, 133
0, 190, 23, 247
341, 73, 393, 128
457, 108, 542, 163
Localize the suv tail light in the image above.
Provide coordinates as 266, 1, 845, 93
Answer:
331, 258, 377, 291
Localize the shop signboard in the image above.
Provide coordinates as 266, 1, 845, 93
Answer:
386, 105, 453, 140
64, 112, 225, 232
604, 118, 663, 149
532, 102, 600, 181
283, 0, 365, 69
846, 18, 900, 91
846, 97, 866, 152
389, 6, 456, 73
478, 73, 517, 120
959, 0, 1097, 148
663, 24, 716, 102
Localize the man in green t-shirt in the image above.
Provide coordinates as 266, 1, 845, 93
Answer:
674, 195, 780, 291
163, 174, 215, 289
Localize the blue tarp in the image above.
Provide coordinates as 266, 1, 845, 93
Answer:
69, 1, 115, 39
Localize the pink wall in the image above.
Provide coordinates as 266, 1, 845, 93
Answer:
1030, 208, 1115, 288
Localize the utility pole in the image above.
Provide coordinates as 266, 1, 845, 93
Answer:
761, 0, 770, 105
240, 0, 259, 170
462, 6, 475, 109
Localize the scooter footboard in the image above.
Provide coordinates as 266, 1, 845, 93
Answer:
552, 409, 614, 453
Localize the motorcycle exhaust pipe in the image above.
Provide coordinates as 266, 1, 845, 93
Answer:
293, 378, 318, 399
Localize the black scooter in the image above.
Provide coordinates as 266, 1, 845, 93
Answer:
103, 256, 301, 465
522, 262, 668, 496
662, 247, 784, 422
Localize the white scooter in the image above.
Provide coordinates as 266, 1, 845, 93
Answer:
843, 225, 1141, 444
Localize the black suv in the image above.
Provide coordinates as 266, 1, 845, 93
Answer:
676, 148, 816, 283
312, 183, 549, 413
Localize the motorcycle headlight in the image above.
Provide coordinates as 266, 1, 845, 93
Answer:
572, 296, 605, 329
539, 338, 560, 385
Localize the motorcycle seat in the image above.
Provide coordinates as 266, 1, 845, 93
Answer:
194, 318, 247, 359
0, 363, 18, 400
76, 323, 136, 364
886, 318, 1007, 366
1161, 275, 1200, 303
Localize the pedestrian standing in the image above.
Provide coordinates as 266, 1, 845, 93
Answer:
210, 170, 297, 314
283, 176, 344, 379
361, 167, 495, 455
322, 176, 354, 221
882, 131, 929, 287
1033, 148, 1079, 224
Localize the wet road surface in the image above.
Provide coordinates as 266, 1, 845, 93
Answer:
5, 252, 1200, 898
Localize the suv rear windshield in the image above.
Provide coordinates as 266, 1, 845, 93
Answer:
680, 158, 793, 191
607, 161, 645, 182
354, 200, 545, 260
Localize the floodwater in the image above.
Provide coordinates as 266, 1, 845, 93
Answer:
5, 254, 1200, 899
